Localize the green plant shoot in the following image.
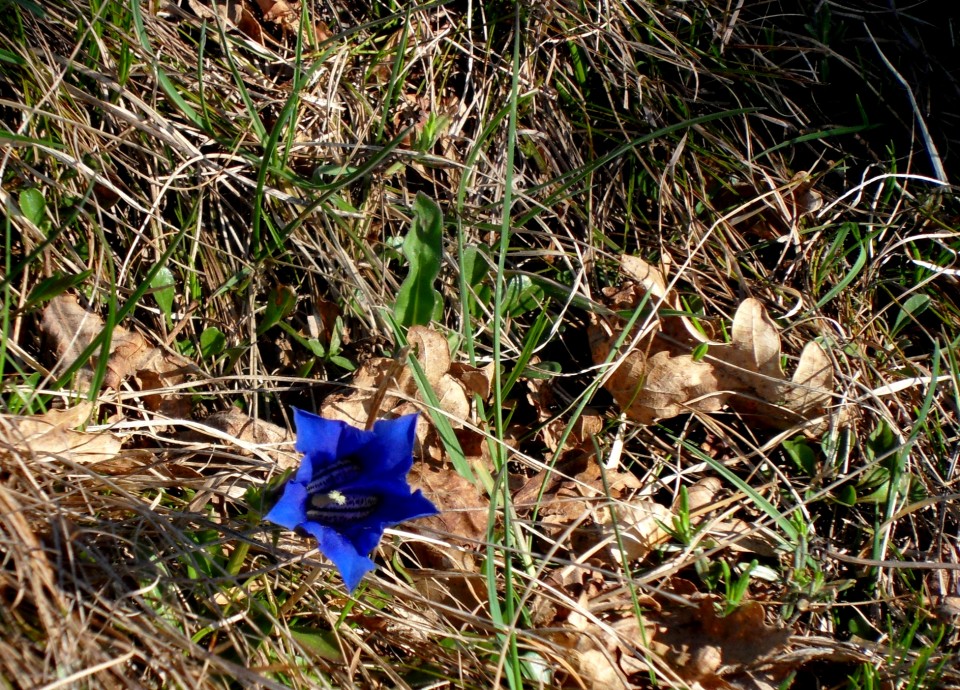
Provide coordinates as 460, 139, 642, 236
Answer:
394, 193, 443, 327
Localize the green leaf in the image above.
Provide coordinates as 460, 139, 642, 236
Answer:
306, 338, 327, 357
19, 188, 45, 226
462, 244, 492, 316
783, 437, 817, 476
891, 293, 930, 338
462, 244, 490, 288
289, 626, 344, 662
866, 419, 897, 462
833, 484, 857, 506
312, 163, 359, 180
257, 285, 297, 335
25, 270, 91, 309
150, 266, 176, 328
394, 193, 443, 327
329, 355, 356, 371
0, 49, 25, 66
503, 274, 544, 317
199, 327, 226, 359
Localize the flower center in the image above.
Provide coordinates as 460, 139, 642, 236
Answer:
306, 490, 380, 524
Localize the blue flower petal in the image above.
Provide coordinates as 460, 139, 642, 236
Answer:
362, 414, 418, 475
267, 410, 438, 593
301, 521, 376, 593
377, 488, 439, 524
340, 489, 438, 556
293, 408, 342, 459
264, 481, 308, 530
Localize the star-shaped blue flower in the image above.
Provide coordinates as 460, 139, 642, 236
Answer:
266, 408, 438, 592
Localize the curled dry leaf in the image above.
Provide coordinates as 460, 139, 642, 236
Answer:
41, 295, 194, 409
555, 579, 792, 687
406, 463, 490, 610
590, 258, 834, 428
0, 402, 122, 464
185, 407, 297, 470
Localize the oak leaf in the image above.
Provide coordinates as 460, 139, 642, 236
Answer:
590, 258, 834, 428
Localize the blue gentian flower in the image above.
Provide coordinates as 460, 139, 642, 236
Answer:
266, 408, 438, 592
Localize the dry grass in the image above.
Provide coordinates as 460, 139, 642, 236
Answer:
1, 0, 959, 688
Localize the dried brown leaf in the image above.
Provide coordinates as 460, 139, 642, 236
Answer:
0, 403, 122, 464
592, 264, 834, 428
410, 464, 487, 544
254, 0, 298, 29
435, 374, 470, 423
783, 341, 834, 415
619, 254, 670, 302
647, 587, 792, 681
600, 498, 672, 561
320, 357, 397, 428
682, 477, 723, 513
321, 327, 481, 456
186, 0, 244, 24
727, 297, 783, 385
407, 325, 451, 391
540, 410, 604, 454
574, 648, 626, 689
41, 294, 194, 394
407, 464, 489, 610
599, 347, 726, 425
42, 294, 103, 388
708, 518, 779, 557
449, 361, 494, 400
189, 407, 297, 469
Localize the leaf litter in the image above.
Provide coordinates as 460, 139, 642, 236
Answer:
0, 402, 121, 465
33, 296, 803, 686
589, 255, 834, 428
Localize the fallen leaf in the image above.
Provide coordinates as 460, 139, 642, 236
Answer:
782, 341, 834, 416
0, 402, 122, 464
599, 498, 673, 562
405, 326, 450, 391
185, 0, 265, 42
410, 463, 488, 544
186, 407, 297, 470
727, 297, 783, 388
407, 463, 489, 610
574, 648, 626, 689
590, 261, 834, 428
320, 356, 399, 428
594, 341, 725, 425
450, 361, 494, 400
716, 173, 822, 241
254, 0, 298, 30
558, 579, 791, 687
41, 294, 194, 395
321, 326, 485, 455
682, 477, 723, 513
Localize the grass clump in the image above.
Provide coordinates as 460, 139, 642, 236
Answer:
1, 0, 959, 688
